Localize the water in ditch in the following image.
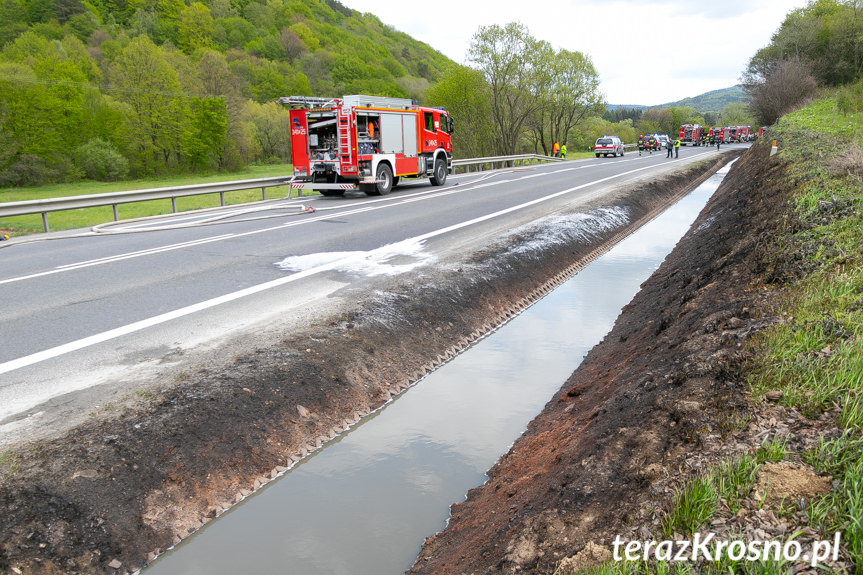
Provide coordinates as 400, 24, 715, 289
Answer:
143, 165, 731, 575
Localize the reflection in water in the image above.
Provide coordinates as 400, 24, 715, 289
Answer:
144, 168, 728, 575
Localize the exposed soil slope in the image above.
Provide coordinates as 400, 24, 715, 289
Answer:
0, 154, 737, 575
407, 140, 834, 574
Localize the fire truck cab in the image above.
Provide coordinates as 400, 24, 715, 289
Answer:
279, 95, 454, 196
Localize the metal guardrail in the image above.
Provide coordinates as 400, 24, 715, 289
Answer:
0, 177, 294, 232
452, 153, 561, 173
0, 154, 565, 233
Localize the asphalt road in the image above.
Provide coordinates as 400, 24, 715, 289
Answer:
0, 146, 734, 438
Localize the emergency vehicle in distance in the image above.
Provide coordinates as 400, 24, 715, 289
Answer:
594, 135, 624, 157
678, 124, 703, 146
708, 125, 753, 144
279, 94, 454, 196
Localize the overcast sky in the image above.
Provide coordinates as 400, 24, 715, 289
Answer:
342, 0, 802, 106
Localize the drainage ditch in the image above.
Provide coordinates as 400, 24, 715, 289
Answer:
141, 164, 733, 575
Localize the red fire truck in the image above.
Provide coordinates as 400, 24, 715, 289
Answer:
712, 127, 729, 143
678, 124, 703, 146
279, 95, 454, 196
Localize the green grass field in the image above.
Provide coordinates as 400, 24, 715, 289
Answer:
555, 95, 863, 575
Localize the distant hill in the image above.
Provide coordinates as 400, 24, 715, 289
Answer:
609, 86, 748, 112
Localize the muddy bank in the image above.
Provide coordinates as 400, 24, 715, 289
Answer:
407, 140, 819, 573
0, 154, 738, 575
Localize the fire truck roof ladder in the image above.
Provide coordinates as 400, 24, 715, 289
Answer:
342, 95, 417, 110
277, 96, 338, 108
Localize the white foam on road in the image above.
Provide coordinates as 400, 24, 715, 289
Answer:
275, 238, 434, 277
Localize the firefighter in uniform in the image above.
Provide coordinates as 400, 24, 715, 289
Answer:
647, 135, 656, 154
637, 135, 644, 155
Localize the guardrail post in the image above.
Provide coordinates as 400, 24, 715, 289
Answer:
42, 212, 49, 233
112, 204, 119, 221
171, 197, 177, 213
219, 192, 225, 206
261, 187, 267, 200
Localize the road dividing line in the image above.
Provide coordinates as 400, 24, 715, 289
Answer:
0, 155, 710, 375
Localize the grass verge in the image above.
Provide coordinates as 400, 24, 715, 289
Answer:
556, 94, 862, 574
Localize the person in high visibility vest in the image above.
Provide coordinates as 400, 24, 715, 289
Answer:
560, 144, 567, 159
637, 135, 644, 155
674, 138, 681, 158
552, 142, 560, 157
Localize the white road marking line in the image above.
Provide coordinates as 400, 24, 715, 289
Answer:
0, 235, 236, 286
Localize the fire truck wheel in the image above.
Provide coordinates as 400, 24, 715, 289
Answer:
429, 157, 447, 186
368, 163, 393, 196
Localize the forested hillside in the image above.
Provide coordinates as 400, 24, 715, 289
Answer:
0, 0, 452, 186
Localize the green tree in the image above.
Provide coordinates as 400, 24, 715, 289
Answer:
424, 64, 495, 158
0, 0, 29, 46
53, 0, 85, 23
23, 0, 54, 23
720, 102, 755, 127
467, 22, 545, 155
243, 100, 290, 162
289, 23, 318, 51
247, 59, 289, 101
177, 2, 213, 53
212, 16, 256, 50
1, 32, 94, 153
531, 48, 603, 155
289, 70, 309, 95
743, 0, 863, 96
65, 10, 100, 42
155, 0, 182, 19
109, 35, 187, 173
183, 96, 227, 169
247, 33, 286, 61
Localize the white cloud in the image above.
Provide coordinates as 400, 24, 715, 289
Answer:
342, 0, 800, 106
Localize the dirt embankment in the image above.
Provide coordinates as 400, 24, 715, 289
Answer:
407, 141, 823, 574
0, 153, 738, 575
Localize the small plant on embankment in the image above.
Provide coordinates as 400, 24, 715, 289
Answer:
556, 95, 863, 574
0, 449, 19, 475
